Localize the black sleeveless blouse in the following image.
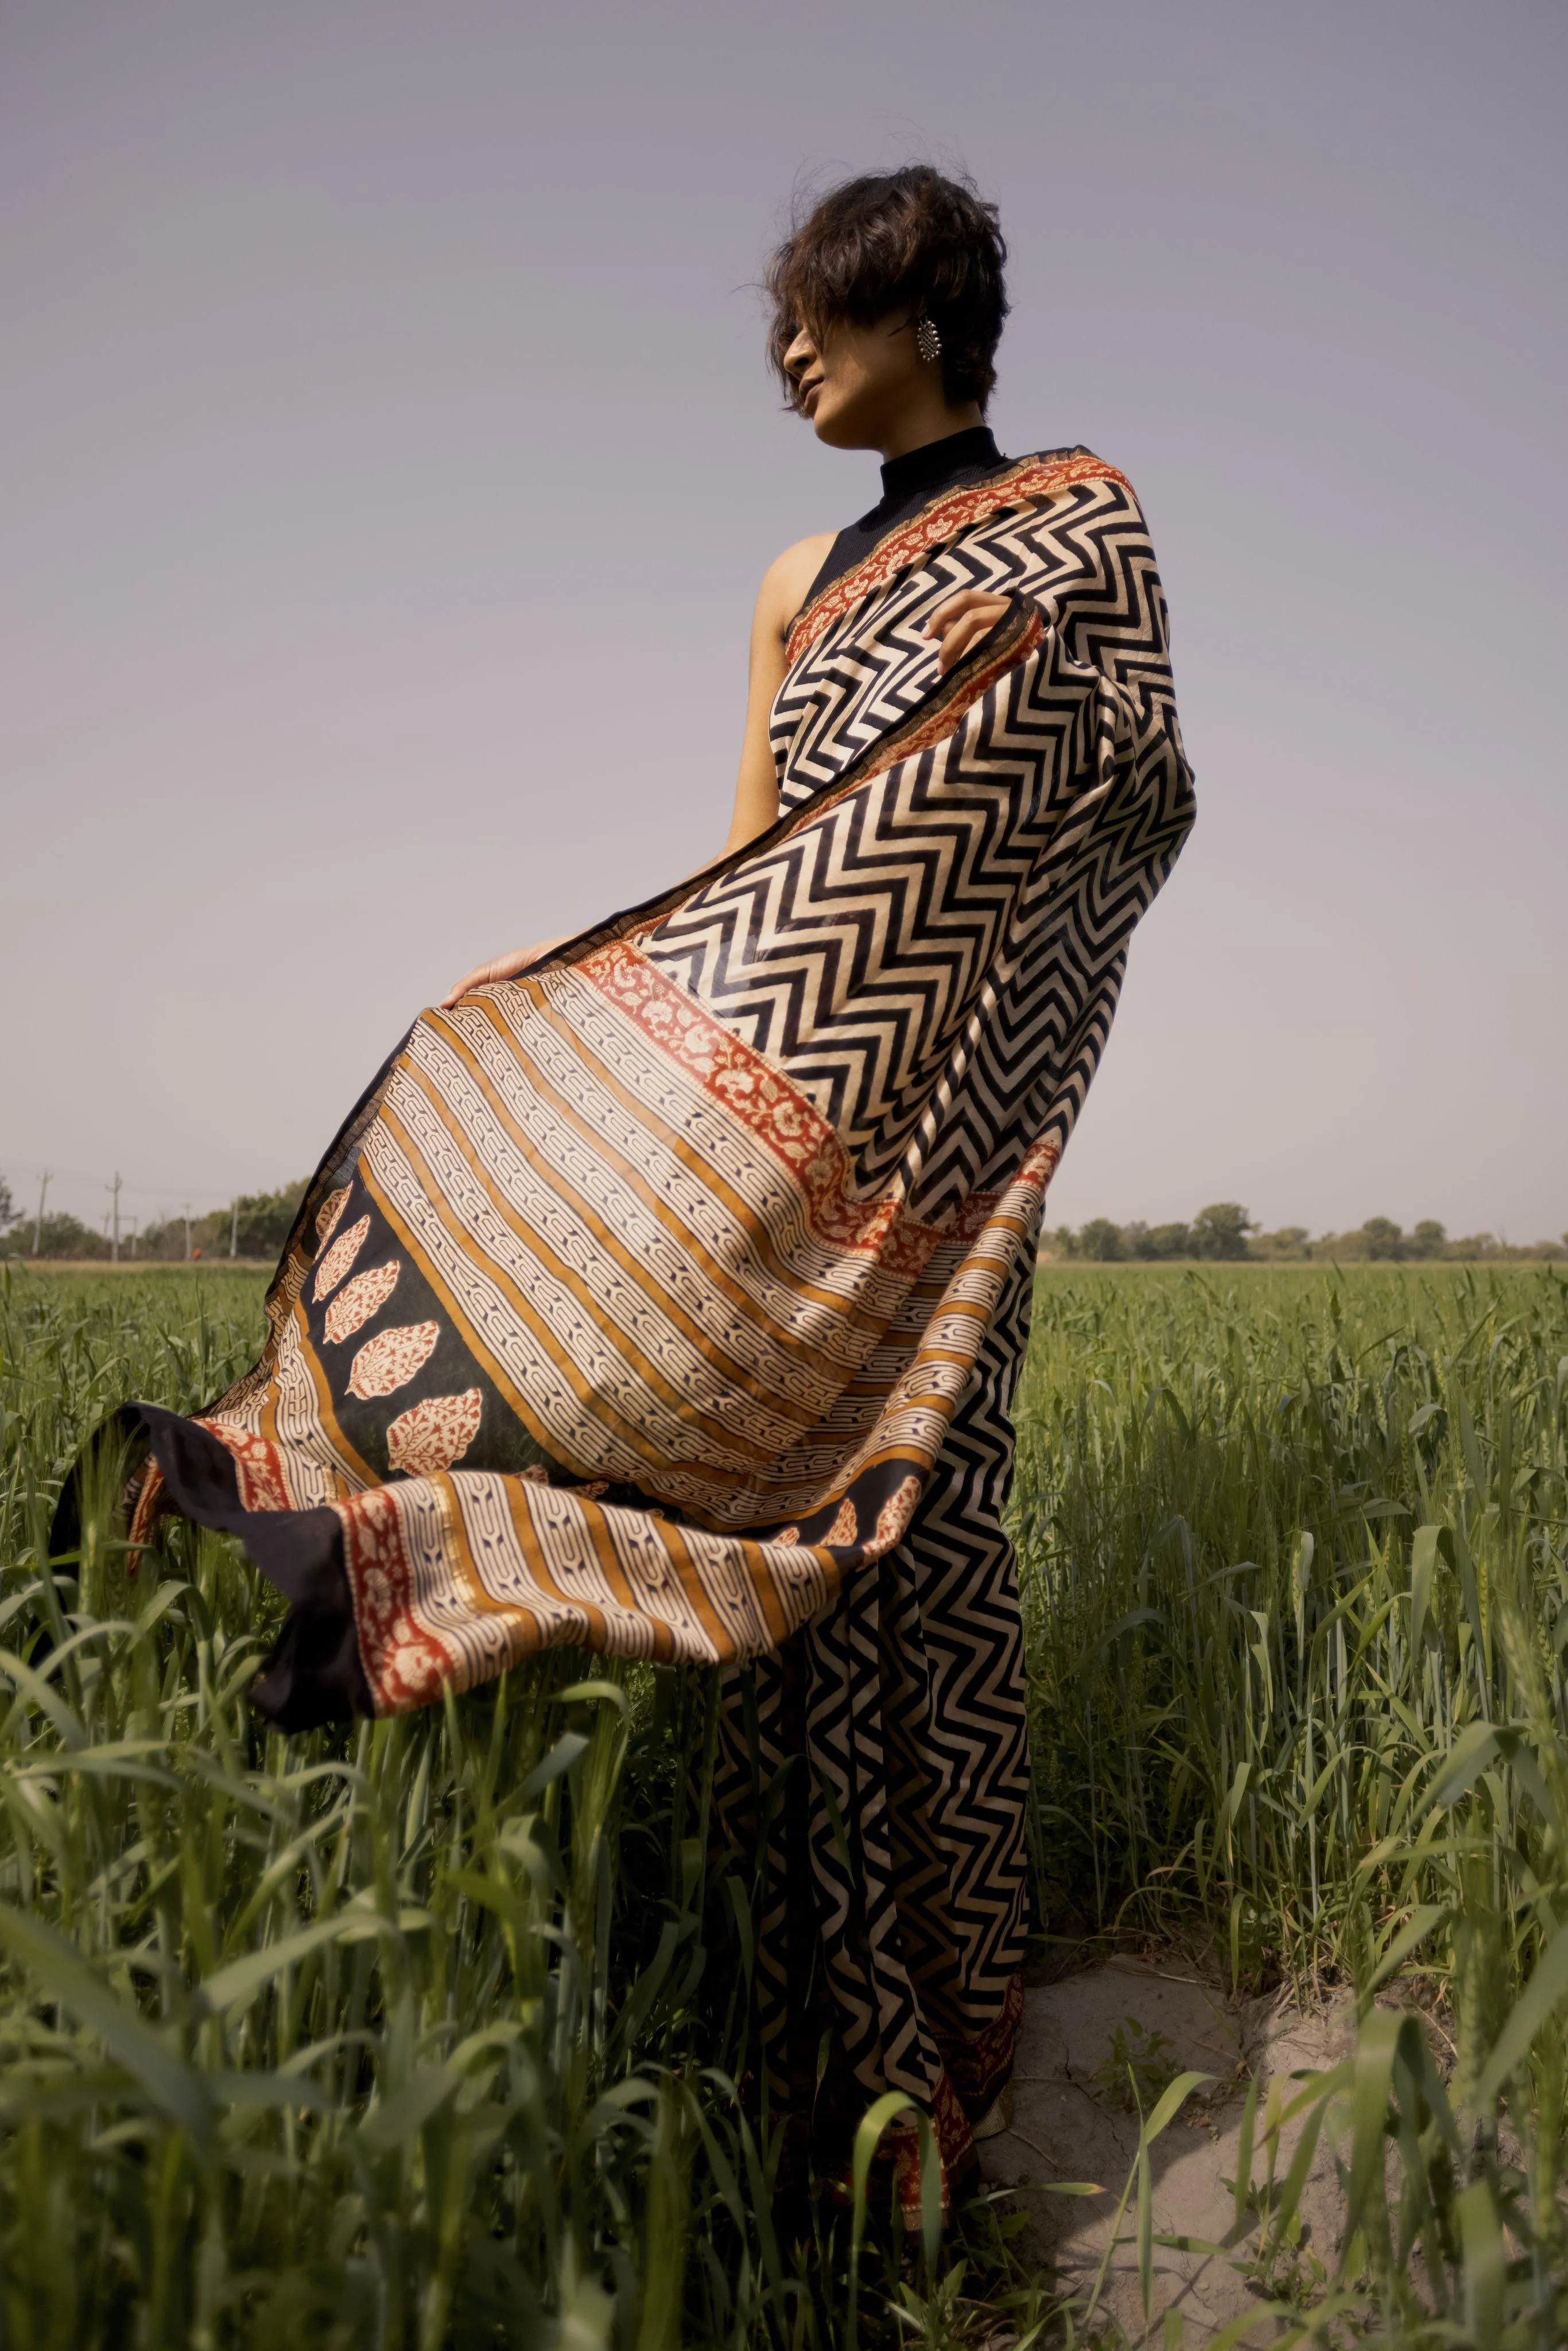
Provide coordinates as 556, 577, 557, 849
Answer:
802, 424, 1008, 607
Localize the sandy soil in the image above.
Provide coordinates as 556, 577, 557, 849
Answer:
977, 1958, 1360, 2342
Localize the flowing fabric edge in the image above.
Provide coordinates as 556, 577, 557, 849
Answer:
126, 1403, 370, 1730
68, 571, 1067, 1730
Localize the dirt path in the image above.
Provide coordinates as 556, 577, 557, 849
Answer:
979, 1958, 1357, 2342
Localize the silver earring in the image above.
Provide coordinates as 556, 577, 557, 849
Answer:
915, 314, 942, 364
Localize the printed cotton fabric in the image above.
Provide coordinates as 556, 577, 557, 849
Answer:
119, 447, 1194, 2192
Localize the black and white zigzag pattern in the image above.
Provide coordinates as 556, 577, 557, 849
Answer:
646, 469, 1191, 1225
711, 456, 1193, 2178
717, 1247, 1036, 2154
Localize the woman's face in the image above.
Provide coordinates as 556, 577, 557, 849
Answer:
783, 312, 923, 449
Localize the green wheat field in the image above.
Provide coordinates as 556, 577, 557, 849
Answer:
2, 1259, 1566, 2348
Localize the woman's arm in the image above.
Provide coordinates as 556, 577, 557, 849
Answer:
440, 542, 1017, 1008
723, 532, 835, 852
442, 533, 833, 1007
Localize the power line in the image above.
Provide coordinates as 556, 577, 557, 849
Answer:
1, 1161, 287, 1202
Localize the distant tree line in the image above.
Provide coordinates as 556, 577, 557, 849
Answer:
1043, 1205, 1568, 1264
0, 1180, 308, 1263
3, 1173, 1561, 1270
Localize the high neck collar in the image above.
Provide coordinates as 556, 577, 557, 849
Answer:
878, 425, 1002, 505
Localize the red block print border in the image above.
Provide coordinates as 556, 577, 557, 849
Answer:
586, 942, 950, 1281
337, 1484, 453, 1714
837, 2066, 973, 2221
127, 1460, 167, 1560
584, 940, 931, 1272
951, 1136, 1059, 1244
131, 1423, 314, 1565
944, 1966, 1026, 2108
785, 451, 1131, 668
587, 942, 1061, 1285
194, 1419, 296, 1513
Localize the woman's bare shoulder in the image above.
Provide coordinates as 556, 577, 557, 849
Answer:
756, 532, 836, 634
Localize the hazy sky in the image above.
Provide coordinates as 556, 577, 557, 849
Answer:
4, 0, 1564, 1244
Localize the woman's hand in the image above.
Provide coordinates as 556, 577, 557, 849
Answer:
440, 937, 569, 1010
925, 588, 1014, 673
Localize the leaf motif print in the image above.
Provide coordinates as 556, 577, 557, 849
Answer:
347, 1320, 440, 1400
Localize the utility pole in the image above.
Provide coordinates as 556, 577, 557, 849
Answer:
230, 1198, 239, 1258
32, 1170, 49, 1256
183, 1204, 193, 1262
108, 1171, 122, 1264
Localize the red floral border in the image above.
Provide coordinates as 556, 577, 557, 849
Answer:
863, 2068, 975, 2220
193, 1419, 294, 1513
584, 941, 939, 1277
942, 1966, 1026, 2106
785, 450, 1131, 668
337, 1484, 453, 1714
127, 1460, 166, 1562
584, 941, 1051, 1282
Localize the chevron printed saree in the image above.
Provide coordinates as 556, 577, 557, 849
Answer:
118, 443, 1193, 2199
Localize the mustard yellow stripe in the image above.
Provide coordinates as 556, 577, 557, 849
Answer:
364, 1125, 681, 1484
573, 1497, 666, 1628
372, 1097, 785, 1484
452, 990, 877, 1348
399, 1019, 832, 1433
456, 986, 895, 1342
291, 1298, 381, 1493
654, 1518, 743, 1661
435, 1473, 543, 1640
499, 1480, 618, 1656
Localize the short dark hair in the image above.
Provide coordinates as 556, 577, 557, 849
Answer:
764, 165, 1008, 412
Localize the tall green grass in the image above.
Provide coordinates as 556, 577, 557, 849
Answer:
1014, 1264, 1568, 2341
0, 1273, 779, 2348
3, 1263, 1568, 2344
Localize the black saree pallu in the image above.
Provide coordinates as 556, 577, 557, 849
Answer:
98, 447, 1194, 2205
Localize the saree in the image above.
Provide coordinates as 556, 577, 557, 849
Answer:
118, 445, 1194, 2194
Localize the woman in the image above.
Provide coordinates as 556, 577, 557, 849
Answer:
114, 166, 1194, 2206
